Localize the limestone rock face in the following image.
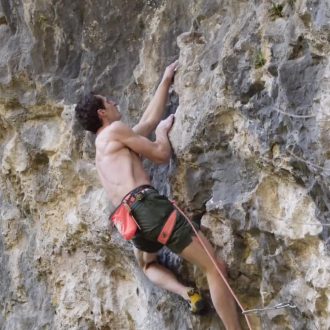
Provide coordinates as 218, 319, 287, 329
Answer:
0, 0, 329, 329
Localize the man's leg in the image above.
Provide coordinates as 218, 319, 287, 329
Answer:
133, 247, 191, 300
179, 231, 242, 330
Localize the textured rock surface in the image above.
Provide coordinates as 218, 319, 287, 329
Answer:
0, 0, 329, 329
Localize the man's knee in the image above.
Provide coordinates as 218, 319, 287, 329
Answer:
208, 258, 228, 278
217, 259, 228, 276
203, 255, 228, 276
134, 248, 158, 273
142, 260, 158, 273
138, 258, 158, 274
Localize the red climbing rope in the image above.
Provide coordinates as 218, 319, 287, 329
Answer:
173, 203, 253, 330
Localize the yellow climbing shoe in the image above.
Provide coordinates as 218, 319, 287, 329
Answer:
187, 288, 206, 314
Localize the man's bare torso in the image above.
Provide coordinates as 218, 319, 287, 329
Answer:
95, 125, 150, 206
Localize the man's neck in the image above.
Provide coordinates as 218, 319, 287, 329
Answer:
96, 122, 110, 136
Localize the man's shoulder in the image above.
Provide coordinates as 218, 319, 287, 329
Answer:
95, 121, 134, 149
95, 124, 124, 153
108, 121, 137, 141
108, 120, 128, 132
98, 121, 128, 138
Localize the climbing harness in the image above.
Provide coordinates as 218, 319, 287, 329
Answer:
242, 302, 297, 315
172, 202, 254, 330
110, 185, 180, 242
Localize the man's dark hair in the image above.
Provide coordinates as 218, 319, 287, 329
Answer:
75, 92, 105, 133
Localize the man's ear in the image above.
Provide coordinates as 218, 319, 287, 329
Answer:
97, 108, 105, 119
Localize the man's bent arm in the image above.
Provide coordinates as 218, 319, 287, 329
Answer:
111, 119, 173, 164
133, 61, 178, 137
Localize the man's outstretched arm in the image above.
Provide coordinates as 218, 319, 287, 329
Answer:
133, 61, 178, 137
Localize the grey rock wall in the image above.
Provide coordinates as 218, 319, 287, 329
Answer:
0, 0, 329, 329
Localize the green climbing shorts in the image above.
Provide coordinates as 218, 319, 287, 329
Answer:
130, 189, 200, 254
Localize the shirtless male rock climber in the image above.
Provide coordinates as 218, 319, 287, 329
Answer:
75, 61, 242, 330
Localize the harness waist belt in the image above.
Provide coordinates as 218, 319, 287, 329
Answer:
157, 210, 177, 245
124, 185, 156, 207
